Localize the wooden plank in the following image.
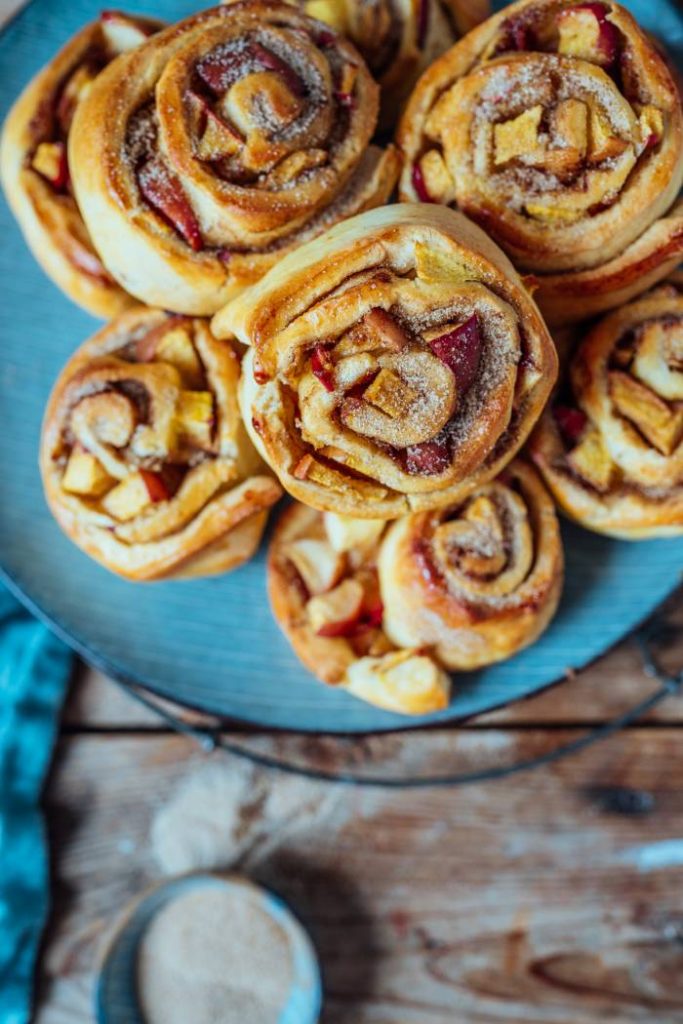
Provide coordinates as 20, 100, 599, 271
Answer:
64, 591, 683, 728
37, 728, 683, 1023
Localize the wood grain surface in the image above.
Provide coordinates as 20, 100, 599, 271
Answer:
36, 592, 683, 1023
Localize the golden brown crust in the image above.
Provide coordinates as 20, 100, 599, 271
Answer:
379, 459, 564, 668
223, 0, 476, 126
67, 2, 400, 315
529, 276, 683, 538
397, 0, 683, 326
216, 203, 557, 518
268, 502, 451, 714
0, 12, 161, 318
40, 307, 281, 581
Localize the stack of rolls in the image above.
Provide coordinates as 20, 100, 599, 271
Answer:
2, 0, 682, 715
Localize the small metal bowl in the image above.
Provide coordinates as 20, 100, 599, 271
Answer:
96, 872, 322, 1024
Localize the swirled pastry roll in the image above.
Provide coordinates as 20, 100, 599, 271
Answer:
379, 460, 563, 669
224, 0, 473, 125
398, 0, 683, 326
67, 2, 400, 316
215, 203, 558, 518
41, 308, 282, 580
529, 277, 683, 538
0, 11, 160, 318
268, 502, 451, 714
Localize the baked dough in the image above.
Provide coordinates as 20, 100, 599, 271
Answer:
379, 459, 564, 668
268, 502, 451, 714
67, 2, 400, 315
221, 0, 475, 126
398, 0, 683, 325
41, 308, 281, 580
0, 11, 160, 318
215, 203, 557, 518
529, 275, 683, 538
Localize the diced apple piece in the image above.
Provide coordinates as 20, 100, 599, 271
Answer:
251, 43, 305, 97
610, 371, 683, 455
100, 11, 153, 55
307, 577, 365, 635
323, 513, 385, 554
62, 446, 114, 497
362, 308, 410, 352
588, 108, 628, 163
338, 62, 358, 99
411, 162, 434, 202
155, 326, 203, 386
553, 404, 587, 445
415, 243, 471, 285
404, 438, 450, 476
494, 106, 542, 166
633, 321, 683, 401
137, 159, 203, 252
525, 202, 582, 223
305, 0, 349, 32
293, 453, 314, 480
270, 148, 327, 186
417, 150, 455, 204
32, 142, 68, 190
194, 101, 243, 162
530, 148, 580, 177
638, 105, 664, 150
427, 314, 482, 393
176, 391, 214, 449
344, 650, 451, 714
311, 346, 336, 392
225, 72, 302, 141
102, 469, 168, 521
553, 98, 588, 153
57, 63, 98, 133
567, 425, 616, 491
556, 3, 619, 68
285, 538, 346, 595
363, 368, 419, 419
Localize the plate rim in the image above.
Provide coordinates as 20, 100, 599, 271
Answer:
3, 557, 676, 738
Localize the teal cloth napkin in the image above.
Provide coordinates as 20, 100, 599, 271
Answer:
0, 583, 72, 1024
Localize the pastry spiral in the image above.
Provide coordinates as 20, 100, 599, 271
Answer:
529, 276, 683, 538
233, 0, 457, 124
67, 2, 400, 316
398, 0, 683, 326
41, 308, 282, 580
268, 502, 451, 714
0, 11, 160, 318
379, 460, 564, 669
215, 203, 558, 518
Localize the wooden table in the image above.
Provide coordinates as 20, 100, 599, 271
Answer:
4, 3, 683, 1019
36, 594, 683, 1023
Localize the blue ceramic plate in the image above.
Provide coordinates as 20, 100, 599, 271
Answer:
1, 0, 682, 733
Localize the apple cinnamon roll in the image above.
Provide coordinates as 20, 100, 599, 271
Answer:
398, 0, 683, 326
529, 277, 683, 538
222, 0, 490, 124
252, 0, 456, 124
269, 502, 451, 714
67, 2, 399, 316
379, 460, 564, 669
41, 308, 282, 581
0, 11, 160, 318
215, 203, 557, 519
